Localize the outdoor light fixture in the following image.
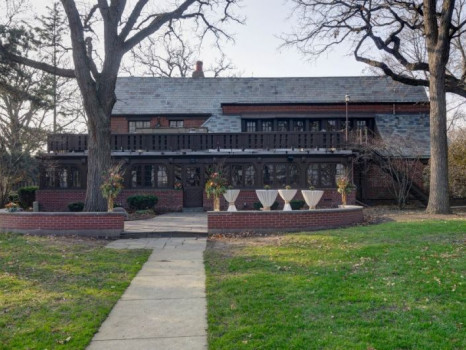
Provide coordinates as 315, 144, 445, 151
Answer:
345, 94, 350, 143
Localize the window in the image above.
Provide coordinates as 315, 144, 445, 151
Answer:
246, 121, 257, 132
231, 165, 243, 187
323, 120, 337, 131
71, 168, 81, 188
306, 163, 339, 188
157, 166, 168, 187
310, 120, 320, 132
263, 164, 300, 188
131, 164, 169, 188
277, 120, 289, 131
261, 120, 273, 132
129, 120, 150, 133
227, 164, 255, 187
307, 164, 319, 188
245, 165, 255, 186
169, 120, 184, 128
320, 164, 333, 187
263, 164, 274, 185
355, 120, 367, 129
44, 166, 81, 189
293, 120, 305, 132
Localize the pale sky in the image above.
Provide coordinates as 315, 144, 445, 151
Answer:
220, 0, 368, 77
27, 0, 368, 78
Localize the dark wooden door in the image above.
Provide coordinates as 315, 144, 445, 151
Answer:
183, 166, 204, 207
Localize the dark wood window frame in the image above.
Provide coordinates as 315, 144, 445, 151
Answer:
130, 164, 169, 189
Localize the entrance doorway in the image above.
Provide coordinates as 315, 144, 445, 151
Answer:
182, 166, 204, 207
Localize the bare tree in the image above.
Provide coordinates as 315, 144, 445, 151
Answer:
0, 0, 241, 211
123, 32, 236, 77
353, 135, 426, 209
285, 0, 466, 214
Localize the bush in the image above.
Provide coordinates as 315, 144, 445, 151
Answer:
253, 201, 279, 211
8, 192, 19, 203
17, 186, 39, 209
290, 200, 306, 210
127, 194, 158, 210
68, 202, 84, 212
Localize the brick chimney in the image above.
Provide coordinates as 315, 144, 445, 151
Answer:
192, 60, 205, 78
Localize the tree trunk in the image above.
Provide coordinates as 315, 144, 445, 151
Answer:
426, 65, 450, 214
83, 108, 111, 212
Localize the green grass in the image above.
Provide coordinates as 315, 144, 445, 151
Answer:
0, 233, 150, 349
205, 220, 466, 350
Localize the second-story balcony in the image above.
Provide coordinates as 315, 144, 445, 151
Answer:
46, 131, 370, 154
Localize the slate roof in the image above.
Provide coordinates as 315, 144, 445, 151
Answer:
113, 76, 428, 115
375, 114, 430, 158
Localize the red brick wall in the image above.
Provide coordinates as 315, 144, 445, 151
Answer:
36, 189, 183, 212
208, 207, 364, 233
203, 189, 356, 211
0, 212, 124, 237
222, 103, 429, 115
362, 162, 427, 201
111, 116, 128, 133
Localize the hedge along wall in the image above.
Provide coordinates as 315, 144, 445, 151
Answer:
203, 189, 356, 211
36, 189, 183, 212
0, 212, 125, 238
207, 206, 364, 234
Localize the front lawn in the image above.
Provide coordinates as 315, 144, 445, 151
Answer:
205, 220, 465, 349
0, 233, 150, 349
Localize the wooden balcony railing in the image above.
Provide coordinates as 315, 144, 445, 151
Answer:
47, 132, 348, 153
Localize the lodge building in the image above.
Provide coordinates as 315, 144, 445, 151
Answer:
38, 63, 431, 211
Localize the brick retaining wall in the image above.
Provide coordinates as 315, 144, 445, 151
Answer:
207, 206, 364, 234
0, 212, 125, 237
203, 189, 356, 211
36, 189, 183, 212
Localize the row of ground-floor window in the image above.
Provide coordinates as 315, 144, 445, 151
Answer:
38, 155, 429, 207
41, 160, 349, 190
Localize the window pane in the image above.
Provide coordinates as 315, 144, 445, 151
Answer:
294, 120, 304, 131
157, 165, 168, 187
144, 165, 152, 187
45, 168, 56, 187
246, 121, 256, 132
131, 166, 142, 188
289, 164, 299, 186
310, 120, 320, 132
263, 164, 274, 185
307, 164, 319, 187
170, 120, 184, 128
277, 120, 288, 131
335, 164, 346, 186
231, 165, 243, 187
355, 120, 367, 129
71, 168, 81, 188
262, 121, 273, 132
276, 164, 287, 187
59, 168, 68, 188
325, 120, 337, 131
185, 167, 200, 187
245, 165, 255, 186
129, 122, 136, 133
320, 164, 334, 187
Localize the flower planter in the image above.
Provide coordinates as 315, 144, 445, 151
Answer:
278, 189, 297, 211
223, 189, 240, 212
301, 190, 324, 210
255, 189, 278, 211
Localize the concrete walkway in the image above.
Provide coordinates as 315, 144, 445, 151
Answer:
87, 237, 208, 350
124, 212, 207, 235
